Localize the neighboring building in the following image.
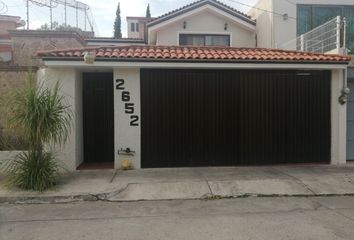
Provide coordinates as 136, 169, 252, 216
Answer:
85, 17, 151, 46
35, 0, 351, 171
0, 17, 87, 131
0, 15, 24, 63
126, 16, 153, 40
248, 0, 354, 53
10, 30, 86, 67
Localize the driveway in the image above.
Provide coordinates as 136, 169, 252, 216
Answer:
1, 164, 354, 203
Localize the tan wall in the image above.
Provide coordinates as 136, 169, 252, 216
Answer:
0, 70, 29, 130
154, 11, 256, 47
0, 21, 17, 35
12, 35, 84, 66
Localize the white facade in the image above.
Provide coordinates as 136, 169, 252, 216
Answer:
39, 61, 348, 171
37, 68, 84, 171
114, 68, 141, 169
148, 3, 256, 47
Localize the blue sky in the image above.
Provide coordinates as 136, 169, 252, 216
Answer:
2, 0, 258, 37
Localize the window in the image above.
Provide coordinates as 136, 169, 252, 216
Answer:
179, 34, 230, 46
131, 22, 135, 32
297, 5, 354, 53
136, 23, 139, 32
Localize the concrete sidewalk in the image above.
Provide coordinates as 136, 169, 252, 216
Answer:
1, 164, 354, 204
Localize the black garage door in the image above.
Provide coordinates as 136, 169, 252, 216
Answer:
141, 69, 331, 168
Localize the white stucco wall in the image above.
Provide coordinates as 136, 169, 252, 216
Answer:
331, 69, 347, 164
250, 0, 354, 48
150, 10, 256, 47
37, 67, 83, 172
114, 68, 141, 169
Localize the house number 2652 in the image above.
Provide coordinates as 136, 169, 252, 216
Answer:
115, 79, 139, 126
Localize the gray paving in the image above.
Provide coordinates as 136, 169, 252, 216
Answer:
1, 196, 354, 240
1, 164, 354, 203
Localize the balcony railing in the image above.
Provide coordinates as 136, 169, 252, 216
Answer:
277, 16, 347, 54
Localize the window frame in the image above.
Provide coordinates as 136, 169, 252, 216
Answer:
179, 33, 231, 47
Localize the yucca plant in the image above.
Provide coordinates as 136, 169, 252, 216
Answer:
2, 71, 72, 191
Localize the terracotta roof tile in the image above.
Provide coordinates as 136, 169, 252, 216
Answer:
36, 45, 352, 63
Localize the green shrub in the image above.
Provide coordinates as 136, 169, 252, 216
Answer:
3, 151, 59, 191
1, 71, 72, 191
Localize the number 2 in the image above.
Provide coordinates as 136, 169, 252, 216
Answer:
130, 115, 139, 126
116, 79, 125, 90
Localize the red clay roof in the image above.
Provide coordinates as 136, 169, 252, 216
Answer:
36, 45, 352, 63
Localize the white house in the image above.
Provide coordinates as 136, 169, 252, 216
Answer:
36, 0, 352, 171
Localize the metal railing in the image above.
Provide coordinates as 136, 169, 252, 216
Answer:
277, 16, 347, 54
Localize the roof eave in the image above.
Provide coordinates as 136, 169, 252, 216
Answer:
40, 57, 350, 65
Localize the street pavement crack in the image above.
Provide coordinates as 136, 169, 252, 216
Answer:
206, 180, 214, 196
109, 170, 119, 183
271, 167, 317, 195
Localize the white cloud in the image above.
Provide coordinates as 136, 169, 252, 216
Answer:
30, 20, 47, 29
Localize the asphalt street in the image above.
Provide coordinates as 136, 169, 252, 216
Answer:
1, 196, 354, 240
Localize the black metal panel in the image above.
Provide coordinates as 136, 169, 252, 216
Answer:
141, 69, 331, 168
83, 72, 114, 163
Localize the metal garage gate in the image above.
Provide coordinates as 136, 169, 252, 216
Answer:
141, 69, 331, 168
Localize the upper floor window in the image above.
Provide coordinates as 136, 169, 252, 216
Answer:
130, 22, 139, 32
179, 34, 230, 46
297, 5, 354, 52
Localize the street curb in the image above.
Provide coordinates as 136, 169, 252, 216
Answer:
0, 194, 99, 204
2, 192, 354, 204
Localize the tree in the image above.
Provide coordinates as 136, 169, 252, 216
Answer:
3, 71, 72, 191
114, 2, 122, 38
146, 4, 151, 18
38, 21, 82, 32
